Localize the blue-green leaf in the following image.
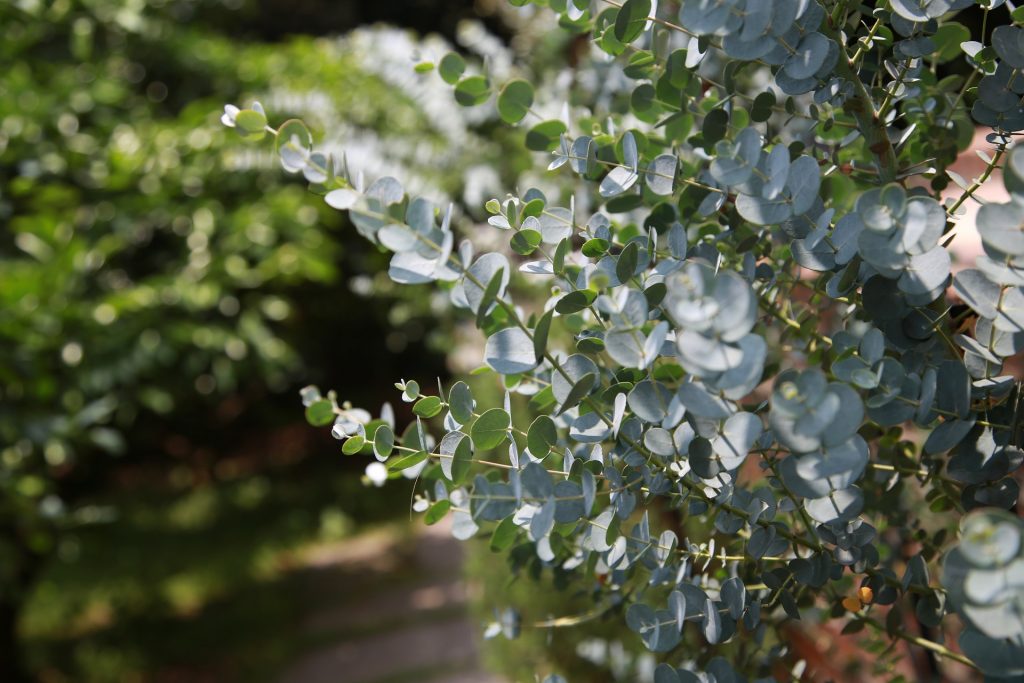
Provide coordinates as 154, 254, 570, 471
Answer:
485, 327, 538, 375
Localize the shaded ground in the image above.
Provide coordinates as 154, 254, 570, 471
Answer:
22, 454, 503, 683
278, 522, 503, 683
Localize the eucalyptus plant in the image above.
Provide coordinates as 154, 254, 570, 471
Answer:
226, 0, 1024, 679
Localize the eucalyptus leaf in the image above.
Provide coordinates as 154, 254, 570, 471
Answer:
472, 409, 511, 450
454, 75, 491, 106
497, 79, 535, 124
485, 327, 538, 375
448, 381, 474, 425
646, 154, 678, 195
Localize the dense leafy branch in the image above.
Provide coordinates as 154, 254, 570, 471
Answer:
222, 1, 1024, 680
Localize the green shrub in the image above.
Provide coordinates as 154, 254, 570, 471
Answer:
2, 1, 525, 677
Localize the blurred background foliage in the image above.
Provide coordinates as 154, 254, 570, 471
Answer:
0, 0, 558, 679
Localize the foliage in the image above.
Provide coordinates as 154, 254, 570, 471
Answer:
2, 0, 528, 677
228, 0, 1024, 679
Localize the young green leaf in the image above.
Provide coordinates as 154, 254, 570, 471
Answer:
497, 79, 535, 124
454, 75, 490, 106
510, 229, 542, 255
342, 435, 366, 455
614, 0, 652, 44
616, 241, 639, 283
448, 381, 474, 425
387, 450, 427, 472
471, 408, 511, 450
582, 238, 610, 257
555, 290, 597, 314
413, 395, 444, 418
373, 424, 395, 459
527, 415, 558, 458
525, 120, 567, 151
490, 515, 518, 552
438, 52, 466, 84
533, 308, 554, 363
424, 499, 450, 525
305, 399, 335, 427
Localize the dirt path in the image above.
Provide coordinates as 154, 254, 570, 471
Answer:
277, 521, 504, 683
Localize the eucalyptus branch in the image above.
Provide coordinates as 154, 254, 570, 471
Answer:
235, 2, 1024, 678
